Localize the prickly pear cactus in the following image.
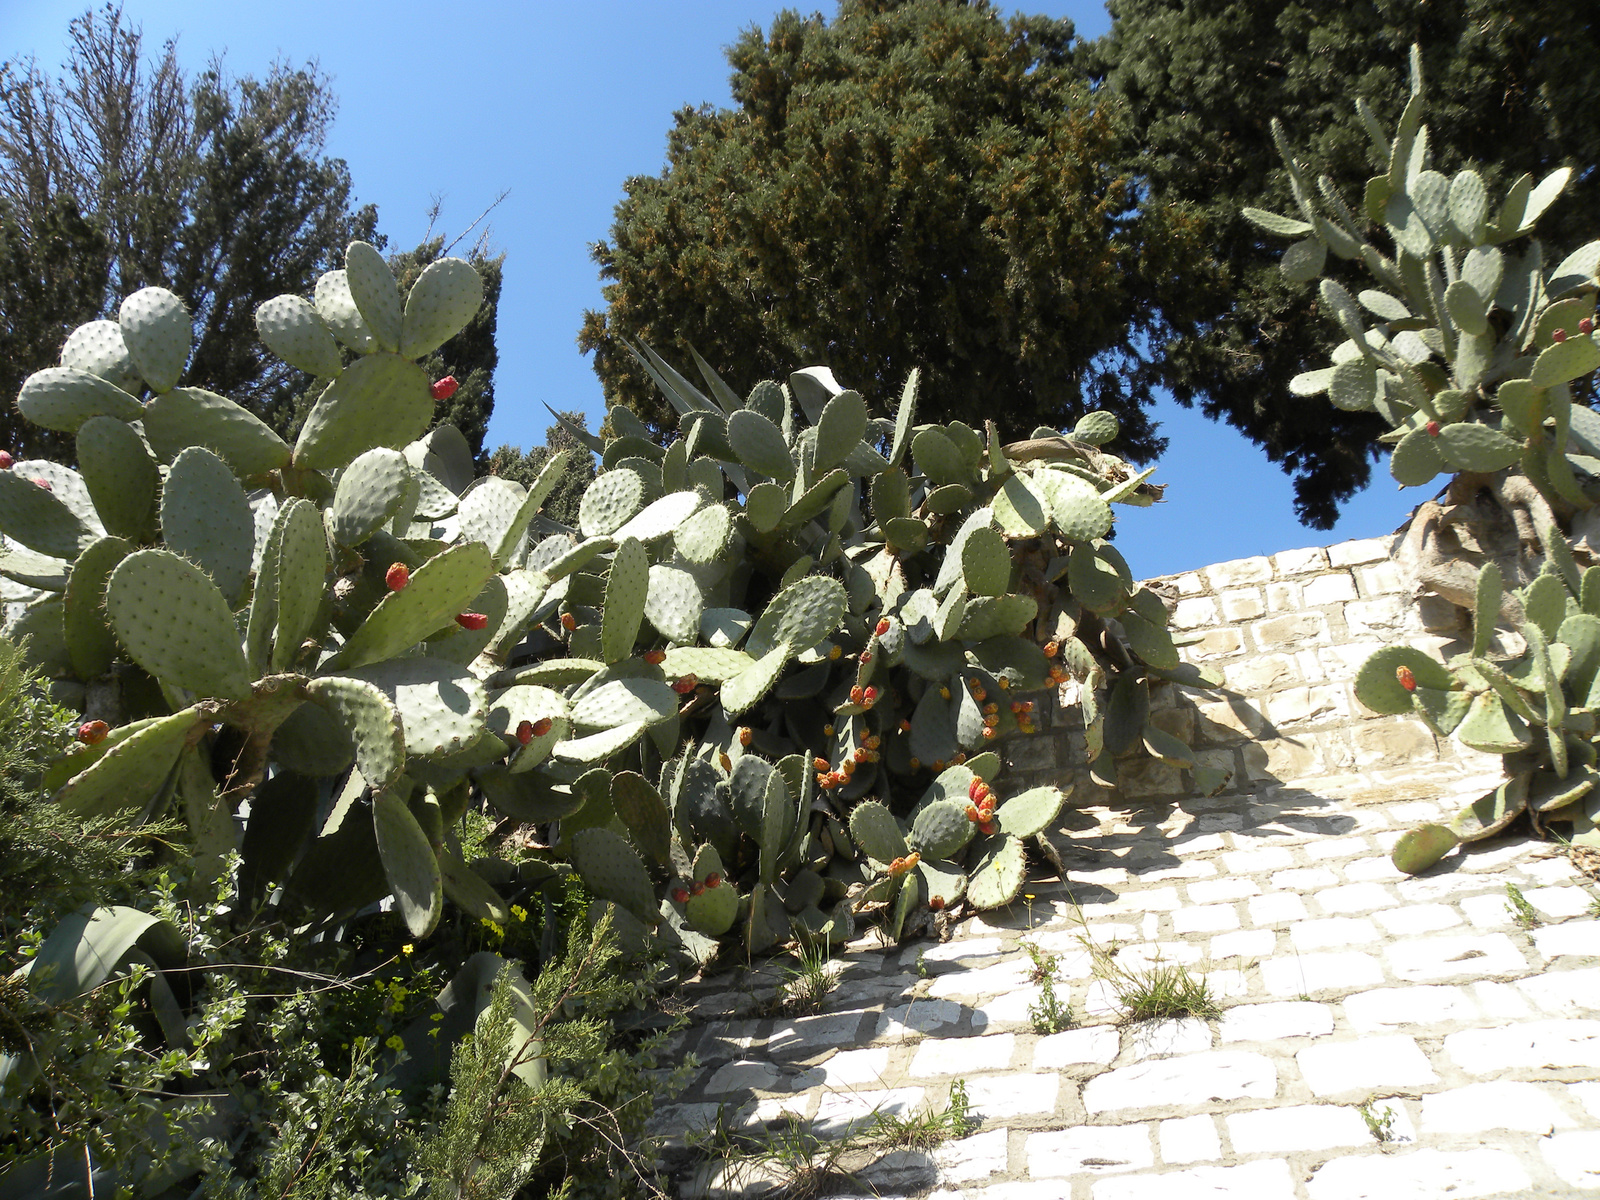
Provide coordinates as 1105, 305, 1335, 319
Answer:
1252, 46, 1600, 873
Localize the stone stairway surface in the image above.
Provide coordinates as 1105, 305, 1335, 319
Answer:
650, 537, 1600, 1199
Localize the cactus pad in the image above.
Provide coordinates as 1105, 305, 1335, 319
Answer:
76, 416, 159, 541
306, 676, 406, 787
105, 549, 252, 699
956, 594, 1037, 642
1038, 470, 1113, 541
813, 390, 868, 473
745, 575, 847, 660
992, 475, 1049, 537
270, 499, 328, 672
611, 771, 672, 867
961, 525, 1011, 596
63, 535, 132, 679
614, 490, 703, 543
332, 448, 412, 546
17, 367, 143, 432
142, 387, 293, 477
60, 319, 141, 393
1353, 646, 1455, 715
372, 789, 442, 938
339, 658, 487, 760
720, 643, 791, 716
571, 828, 658, 926
675, 502, 732, 563
327, 541, 494, 670
162, 447, 255, 602
965, 833, 1026, 909
255, 294, 343, 377
849, 800, 908, 864
569, 678, 677, 729
343, 241, 403, 352
684, 844, 738, 935
1455, 692, 1533, 754
644, 564, 704, 644
118, 286, 191, 393
1073, 411, 1119, 445
728, 409, 795, 482
313, 269, 377, 353
601, 537, 649, 663
400, 257, 483, 359
293, 353, 433, 469
578, 468, 646, 538
53, 707, 204, 818
0, 469, 94, 560
1390, 823, 1460, 874
995, 786, 1066, 838
910, 800, 974, 859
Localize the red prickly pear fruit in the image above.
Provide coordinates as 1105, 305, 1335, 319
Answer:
1425, 421, 1440, 437
1043, 640, 1059, 657
859, 650, 872, 663
456, 612, 488, 630
813, 757, 829, 772
738, 726, 753, 747
77, 720, 109, 745
899, 718, 912, 733
430, 375, 460, 400
1582, 317, 1596, 334
673, 674, 698, 694
863, 687, 878, 706
978, 819, 998, 835
560, 613, 577, 632
386, 562, 410, 591
1396, 665, 1416, 692
849, 685, 864, 705
982, 727, 997, 740
930, 895, 945, 911
532, 717, 553, 737
32, 478, 50, 490
875, 619, 890, 636
966, 803, 980, 821
671, 886, 690, 903
719, 751, 733, 772
516, 720, 534, 745
704, 872, 723, 889
645, 649, 665, 665
0, 451, 12, 468
1553, 328, 1569, 343
691, 881, 706, 897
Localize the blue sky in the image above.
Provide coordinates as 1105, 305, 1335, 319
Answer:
1, 0, 1419, 579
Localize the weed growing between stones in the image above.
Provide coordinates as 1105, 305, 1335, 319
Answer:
771, 939, 842, 1017
1504, 882, 1542, 928
1110, 962, 1221, 1024
1357, 1096, 1401, 1144
1020, 937, 1075, 1034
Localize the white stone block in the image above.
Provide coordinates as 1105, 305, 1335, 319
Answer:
1219, 1000, 1334, 1042
1159, 1114, 1221, 1164
1526, 887, 1593, 918
1206, 555, 1273, 589
1445, 1019, 1600, 1074
1420, 1081, 1574, 1134
1260, 950, 1384, 997
1186, 877, 1262, 904
1569, 1080, 1600, 1119
1515, 966, 1600, 1015
1171, 571, 1204, 595
1305, 1147, 1530, 1200
927, 958, 1034, 998
1327, 537, 1393, 566
1172, 903, 1241, 934
1275, 546, 1329, 575
1291, 917, 1381, 951
1083, 1051, 1277, 1112
1172, 596, 1220, 630
1305, 835, 1373, 861
1342, 985, 1478, 1032
812, 1087, 926, 1135
1374, 903, 1462, 936
1458, 891, 1516, 929
1315, 883, 1396, 913
910, 1033, 1013, 1078
874, 999, 966, 1040
969, 984, 1045, 1031
1543, 1131, 1600, 1191
1220, 587, 1265, 621
1248, 892, 1310, 926
932, 1126, 1009, 1184
1303, 573, 1358, 605
1469, 980, 1535, 1020
1534, 921, 1600, 961
1115, 885, 1182, 913
907, 937, 1005, 966
962, 1071, 1060, 1118
1267, 580, 1303, 611
1026, 1123, 1153, 1176
1094, 1159, 1297, 1200
1341, 855, 1403, 883
1355, 561, 1404, 595
1227, 1103, 1372, 1153
1225, 846, 1297, 874
815, 1046, 893, 1087
1384, 933, 1527, 982
1210, 929, 1277, 961
1033, 1024, 1120, 1068
1518, 856, 1580, 885
1129, 1018, 1211, 1059
1296, 1034, 1438, 1095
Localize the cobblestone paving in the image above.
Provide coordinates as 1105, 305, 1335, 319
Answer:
652, 539, 1600, 1198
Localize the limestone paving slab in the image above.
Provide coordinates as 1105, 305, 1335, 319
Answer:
663, 539, 1600, 1200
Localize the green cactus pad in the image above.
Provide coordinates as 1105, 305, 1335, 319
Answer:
1037, 470, 1114, 541
54, 707, 203, 818
161, 447, 255, 602
578, 469, 647, 539
63, 535, 132, 678
728, 409, 796, 482
1390, 426, 1446, 486
925, 483, 974, 514
745, 575, 847, 660
1411, 685, 1472, 737
0, 546, 67, 590
118, 286, 191, 393
909, 686, 958, 767
293, 353, 433, 470
105, 550, 252, 699
430, 574, 507, 666
570, 828, 658, 926
961, 526, 1012, 596
457, 476, 524, 555
306, 676, 405, 787
910, 800, 974, 859
482, 683, 566, 771
911, 428, 967, 486
887, 368, 920, 466
649, 649, 747, 686
326, 541, 494, 670
60, 319, 140, 392
610, 771, 672, 867
745, 482, 788, 533
437, 848, 510, 925
270, 499, 328, 672
1073, 411, 1119, 446
569, 678, 677, 729
270, 702, 356, 776
1435, 423, 1522, 472
956, 594, 1037, 642
643, 564, 704, 644
255, 294, 343, 377
916, 856, 967, 907
965, 833, 1026, 910
1353, 646, 1455, 714
685, 846, 738, 936
601, 537, 648, 663
871, 467, 911, 525
331, 448, 412, 546
781, 467, 850, 528
76, 416, 159, 541
343, 241, 403, 353
338, 658, 487, 759
813, 390, 869, 473
400, 257, 483, 359
0, 470, 95, 559
674, 502, 732, 564
992, 475, 1049, 537
1450, 773, 1530, 842
1102, 671, 1149, 757
614, 490, 703, 543
141, 386, 291, 478
1530, 335, 1600, 388
1522, 572, 1568, 642
17, 367, 144, 432
996, 786, 1067, 838
849, 800, 908, 864
1390, 823, 1461, 874
9, 598, 71, 675
1121, 610, 1180, 671
720, 643, 791, 716
1455, 692, 1533, 753
372, 788, 442, 938
313, 269, 377, 353
1068, 542, 1128, 613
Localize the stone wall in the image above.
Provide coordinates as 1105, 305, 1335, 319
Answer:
1002, 534, 1503, 816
